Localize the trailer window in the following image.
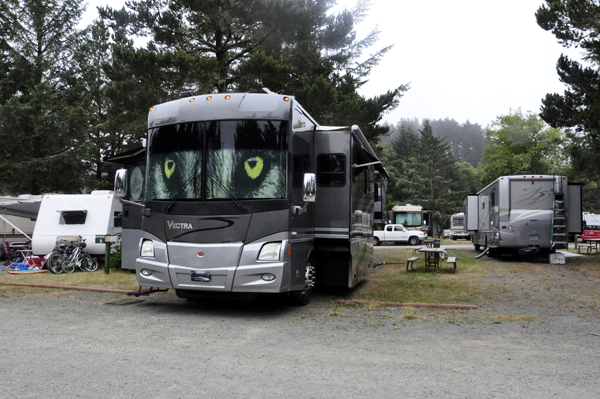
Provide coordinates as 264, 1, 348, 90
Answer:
317, 154, 345, 187
59, 211, 87, 225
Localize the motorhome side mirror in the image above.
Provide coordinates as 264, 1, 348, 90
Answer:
302, 173, 316, 203
114, 169, 127, 198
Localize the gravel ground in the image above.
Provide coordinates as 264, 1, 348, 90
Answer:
1, 251, 599, 398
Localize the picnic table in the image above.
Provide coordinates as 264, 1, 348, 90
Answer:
418, 247, 445, 270
577, 239, 600, 254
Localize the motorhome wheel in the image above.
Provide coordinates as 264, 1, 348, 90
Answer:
290, 262, 316, 306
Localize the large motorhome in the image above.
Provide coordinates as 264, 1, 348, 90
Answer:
464, 173, 583, 257
389, 204, 431, 234
121, 92, 388, 305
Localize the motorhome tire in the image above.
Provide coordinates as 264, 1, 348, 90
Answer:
408, 236, 419, 246
290, 262, 316, 306
474, 244, 481, 251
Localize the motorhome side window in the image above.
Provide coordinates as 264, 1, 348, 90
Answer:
293, 108, 316, 130
60, 211, 87, 225
489, 190, 497, 226
317, 154, 346, 187
292, 136, 310, 203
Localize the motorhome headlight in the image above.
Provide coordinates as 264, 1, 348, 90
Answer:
258, 242, 282, 261
140, 240, 155, 257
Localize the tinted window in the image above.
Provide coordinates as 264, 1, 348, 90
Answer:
60, 211, 87, 225
317, 154, 345, 187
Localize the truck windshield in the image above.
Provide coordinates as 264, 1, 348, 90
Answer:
146, 120, 287, 201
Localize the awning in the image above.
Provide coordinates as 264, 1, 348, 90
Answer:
103, 146, 146, 164
0, 200, 41, 220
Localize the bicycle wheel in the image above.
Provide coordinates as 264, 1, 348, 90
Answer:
83, 255, 98, 272
46, 252, 65, 274
61, 259, 76, 274
76, 256, 86, 271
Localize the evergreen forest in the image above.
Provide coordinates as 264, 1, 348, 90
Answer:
2, 0, 600, 230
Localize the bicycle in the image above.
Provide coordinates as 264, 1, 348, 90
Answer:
45, 244, 73, 274
60, 239, 98, 273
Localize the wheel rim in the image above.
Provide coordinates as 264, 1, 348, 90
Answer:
305, 264, 316, 289
48, 253, 64, 274
62, 260, 75, 273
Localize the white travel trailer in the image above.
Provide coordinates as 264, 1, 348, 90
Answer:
31, 191, 122, 256
465, 173, 583, 258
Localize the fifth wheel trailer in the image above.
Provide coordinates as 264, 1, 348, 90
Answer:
123, 92, 389, 305
464, 173, 582, 257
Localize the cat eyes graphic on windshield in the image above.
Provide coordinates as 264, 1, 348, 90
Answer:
244, 156, 264, 180
165, 158, 176, 179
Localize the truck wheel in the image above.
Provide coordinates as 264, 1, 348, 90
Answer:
290, 262, 316, 306
373, 236, 380, 246
408, 236, 419, 246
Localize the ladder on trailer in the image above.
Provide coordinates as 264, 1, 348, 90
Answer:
551, 176, 568, 250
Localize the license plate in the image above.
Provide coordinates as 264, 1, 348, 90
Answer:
530, 235, 539, 240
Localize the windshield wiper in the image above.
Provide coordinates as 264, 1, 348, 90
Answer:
208, 175, 248, 213
164, 175, 195, 213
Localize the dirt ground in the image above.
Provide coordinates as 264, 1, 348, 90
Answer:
1, 248, 599, 398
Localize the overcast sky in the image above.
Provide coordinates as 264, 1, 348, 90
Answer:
83, 0, 579, 128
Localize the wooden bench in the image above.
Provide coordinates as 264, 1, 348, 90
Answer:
406, 256, 420, 271
447, 257, 457, 273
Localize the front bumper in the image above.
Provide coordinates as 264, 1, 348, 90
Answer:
135, 233, 291, 294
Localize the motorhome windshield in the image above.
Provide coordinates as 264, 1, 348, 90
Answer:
452, 217, 464, 227
146, 120, 287, 201
394, 211, 422, 226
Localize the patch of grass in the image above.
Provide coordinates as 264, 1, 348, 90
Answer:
355, 248, 481, 304
0, 268, 138, 296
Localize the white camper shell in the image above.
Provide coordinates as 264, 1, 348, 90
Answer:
32, 191, 122, 256
464, 174, 583, 258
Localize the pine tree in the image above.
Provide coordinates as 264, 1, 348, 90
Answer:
0, 0, 89, 194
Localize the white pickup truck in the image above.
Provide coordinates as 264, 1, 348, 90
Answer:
373, 224, 427, 246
